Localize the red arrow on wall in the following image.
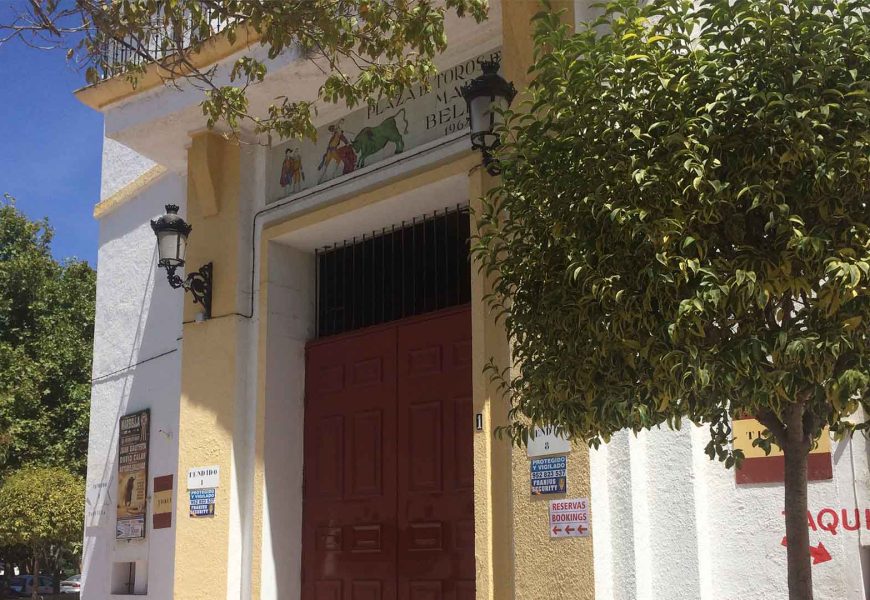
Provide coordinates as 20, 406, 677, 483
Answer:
810, 542, 832, 564
552, 526, 562, 535
780, 537, 832, 565
565, 526, 575, 534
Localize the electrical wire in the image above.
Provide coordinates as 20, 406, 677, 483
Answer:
90, 347, 178, 383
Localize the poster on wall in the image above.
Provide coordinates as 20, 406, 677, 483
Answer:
116, 409, 150, 540
267, 47, 502, 204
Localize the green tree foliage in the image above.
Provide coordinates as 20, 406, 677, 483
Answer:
0, 467, 84, 598
0, 198, 95, 478
477, 1, 869, 597
0, 0, 488, 140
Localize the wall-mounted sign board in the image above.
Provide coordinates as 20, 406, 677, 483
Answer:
152, 475, 173, 530
189, 488, 216, 518
732, 417, 832, 484
531, 456, 567, 495
187, 465, 220, 490
549, 498, 590, 538
527, 426, 571, 458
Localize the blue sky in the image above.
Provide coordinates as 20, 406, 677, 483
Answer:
0, 36, 103, 266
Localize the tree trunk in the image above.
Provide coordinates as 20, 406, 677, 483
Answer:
758, 401, 815, 600
30, 554, 38, 600
783, 439, 813, 599
50, 546, 60, 595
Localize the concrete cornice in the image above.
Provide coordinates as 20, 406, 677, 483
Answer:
93, 165, 167, 220
75, 25, 261, 112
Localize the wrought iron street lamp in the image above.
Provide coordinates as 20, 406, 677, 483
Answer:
150, 204, 212, 319
460, 58, 517, 175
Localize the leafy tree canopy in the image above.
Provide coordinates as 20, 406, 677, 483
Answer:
0, 467, 84, 596
0, 198, 95, 477
480, 0, 870, 457
1, 0, 488, 140
478, 5, 870, 591
0, 467, 84, 549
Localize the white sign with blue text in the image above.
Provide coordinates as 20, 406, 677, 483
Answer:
531, 455, 567, 495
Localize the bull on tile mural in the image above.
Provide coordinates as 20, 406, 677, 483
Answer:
351, 108, 408, 167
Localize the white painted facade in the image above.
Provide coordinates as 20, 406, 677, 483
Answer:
589, 425, 870, 600
80, 2, 869, 598
84, 139, 185, 598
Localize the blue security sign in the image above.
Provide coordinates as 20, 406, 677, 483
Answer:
189, 488, 216, 517
531, 455, 567, 495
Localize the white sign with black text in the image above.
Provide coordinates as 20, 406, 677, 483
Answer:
187, 465, 220, 490
527, 426, 571, 457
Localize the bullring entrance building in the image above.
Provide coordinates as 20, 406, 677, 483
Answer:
79, 2, 869, 599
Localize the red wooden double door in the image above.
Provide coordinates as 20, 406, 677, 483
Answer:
303, 306, 475, 600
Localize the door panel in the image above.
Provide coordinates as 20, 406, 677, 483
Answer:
397, 309, 475, 599
304, 327, 398, 600
303, 307, 473, 600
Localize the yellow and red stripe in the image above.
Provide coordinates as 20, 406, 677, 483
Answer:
733, 418, 833, 484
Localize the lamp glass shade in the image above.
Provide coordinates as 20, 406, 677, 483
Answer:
151, 204, 191, 268
156, 229, 187, 268
468, 94, 493, 138
461, 60, 516, 159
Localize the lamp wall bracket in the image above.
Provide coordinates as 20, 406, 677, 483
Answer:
165, 262, 212, 319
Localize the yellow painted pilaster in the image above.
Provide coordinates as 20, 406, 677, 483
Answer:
173, 132, 243, 600
189, 133, 225, 218
498, 2, 595, 598
470, 168, 515, 600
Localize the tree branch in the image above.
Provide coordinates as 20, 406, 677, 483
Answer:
756, 409, 787, 445
801, 407, 820, 446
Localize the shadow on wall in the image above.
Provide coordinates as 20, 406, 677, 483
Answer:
261, 241, 315, 600
84, 173, 185, 598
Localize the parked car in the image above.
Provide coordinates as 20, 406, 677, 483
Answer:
7, 575, 53, 597
60, 574, 81, 594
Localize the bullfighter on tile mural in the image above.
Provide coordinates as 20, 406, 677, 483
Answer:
317, 119, 356, 183
280, 147, 305, 193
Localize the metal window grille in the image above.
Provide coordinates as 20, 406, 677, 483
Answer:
316, 205, 471, 338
